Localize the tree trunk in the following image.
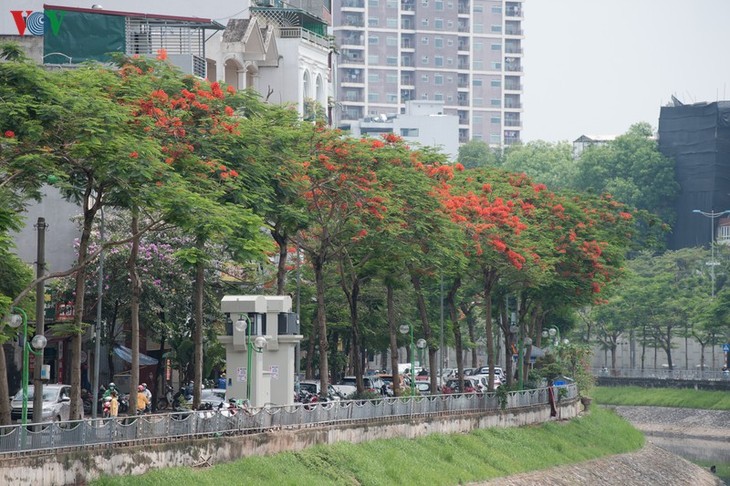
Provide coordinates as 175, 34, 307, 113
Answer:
386, 282, 401, 395
306, 318, 316, 379
313, 255, 330, 395
409, 270, 436, 395
0, 347, 10, 425
70, 200, 96, 421
348, 279, 364, 394
446, 278, 463, 393
467, 311, 477, 368
482, 268, 497, 391
128, 213, 141, 415
192, 237, 206, 409
272, 227, 288, 295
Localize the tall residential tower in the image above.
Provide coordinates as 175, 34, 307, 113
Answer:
333, 0, 523, 146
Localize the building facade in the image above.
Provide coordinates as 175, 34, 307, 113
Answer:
332, 0, 523, 146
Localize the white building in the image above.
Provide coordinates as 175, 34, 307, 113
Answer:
348, 100, 459, 160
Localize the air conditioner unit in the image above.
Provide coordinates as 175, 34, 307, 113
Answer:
167, 53, 207, 79
278, 312, 300, 335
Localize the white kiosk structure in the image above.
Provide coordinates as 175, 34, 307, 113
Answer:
218, 295, 301, 407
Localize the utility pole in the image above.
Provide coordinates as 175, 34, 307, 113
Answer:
32, 217, 47, 423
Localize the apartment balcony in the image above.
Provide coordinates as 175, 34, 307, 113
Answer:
504, 101, 522, 109
401, 0, 415, 11
343, 95, 365, 103
342, 0, 365, 8
457, 20, 469, 33
504, 118, 522, 127
458, 0, 469, 14
401, 39, 415, 50
342, 75, 364, 85
459, 129, 470, 143
505, 62, 522, 72
458, 41, 469, 51
401, 19, 415, 30
505, 2, 522, 18
401, 76, 415, 87
457, 61, 469, 70
340, 56, 365, 65
341, 34, 365, 46
343, 15, 364, 27
457, 96, 469, 107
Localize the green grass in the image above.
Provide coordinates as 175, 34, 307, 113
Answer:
592, 386, 730, 410
693, 460, 730, 484
92, 407, 643, 485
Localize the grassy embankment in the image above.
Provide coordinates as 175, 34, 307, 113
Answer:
592, 385, 730, 410
93, 406, 643, 485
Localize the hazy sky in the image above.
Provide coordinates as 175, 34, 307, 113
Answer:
522, 0, 730, 143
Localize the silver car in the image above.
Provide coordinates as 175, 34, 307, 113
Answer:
11, 384, 73, 423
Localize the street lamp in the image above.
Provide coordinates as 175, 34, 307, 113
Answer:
5, 307, 47, 426
235, 316, 266, 401
399, 324, 414, 395
416, 338, 427, 373
542, 326, 561, 348
692, 209, 730, 298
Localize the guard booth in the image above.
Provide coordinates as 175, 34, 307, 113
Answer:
218, 295, 301, 407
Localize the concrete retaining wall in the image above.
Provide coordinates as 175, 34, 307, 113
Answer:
0, 399, 580, 485
597, 376, 730, 391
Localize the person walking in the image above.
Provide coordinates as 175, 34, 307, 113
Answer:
141, 383, 152, 412
109, 391, 119, 418
136, 385, 150, 414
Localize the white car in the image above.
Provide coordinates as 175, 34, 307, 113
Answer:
299, 380, 344, 400
11, 384, 73, 423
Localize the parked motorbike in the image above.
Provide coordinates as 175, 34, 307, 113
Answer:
156, 384, 175, 411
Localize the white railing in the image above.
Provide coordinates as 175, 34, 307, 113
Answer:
0, 385, 576, 454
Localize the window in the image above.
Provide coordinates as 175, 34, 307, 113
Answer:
369, 73, 381, 83
491, 5, 502, 13
386, 36, 397, 46
387, 0, 397, 7
447, 20, 453, 28
434, 37, 444, 48
435, 0, 444, 9
368, 17, 379, 26
421, 93, 429, 100
474, 4, 483, 12
473, 114, 483, 123
447, 39, 454, 46
491, 61, 501, 70
447, 95, 453, 102
386, 73, 398, 83
490, 99, 501, 107
491, 25, 502, 33
368, 92, 379, 102
434, 74, 444, 85
474, 23, 484, 33
421, 18, 429, 27
435, 56, 444, 67
387, 56, 398, 65
447, 57, 454, 65
473, 60, 483, 69
387, 18, 398, 27
434, 92, 444, 101
369, 35, 379, 45
472, 79, 482, 86
491, 43, 502, 50
490, 133, 500, 143
446, 76, 453, 83
491, 79, 501, 87
435, 18, 444, 29
421, 0, 428, 5
421, 56, 429, 65
421, 36, 429, 45
473, 41, 483, 52
473, 97, 483, 106
421, 74, 429, 82
387, 93, 398, 102
368, 54, 380, 64
401, 128, 419, 136
491, 116, 501, 124
369, 0, 379, 6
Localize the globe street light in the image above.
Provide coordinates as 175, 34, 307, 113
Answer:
416, 338, 427, 382
5, 307, 47, 426
692, 209, 730, 298
542, 326, 561, 348
235, 316, 266, 402
399, 324, 414, 395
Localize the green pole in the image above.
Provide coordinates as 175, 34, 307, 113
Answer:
410, 325, 415, 395
14, 308, 30, 427
246, 317, 252, 402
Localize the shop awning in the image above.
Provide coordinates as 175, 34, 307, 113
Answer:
113, 344, 159, 366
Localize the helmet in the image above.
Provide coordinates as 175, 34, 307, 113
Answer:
109, 382, 116, 388
141, 383, 147, 388
138, 385, 144, 391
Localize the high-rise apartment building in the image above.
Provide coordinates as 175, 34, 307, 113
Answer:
332, 0, 523, 146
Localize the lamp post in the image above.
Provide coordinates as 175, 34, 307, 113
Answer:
416, 338, 427, 386
5, 307, 47, 426
91, 205, 104, 419
692, 209, 730, 298
235, 316, 265, 402
542, 326, 561, 348
399, 324, 414, 395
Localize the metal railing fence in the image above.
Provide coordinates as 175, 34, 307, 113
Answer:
0, 385, 576, 455
592, 367, 730, 381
